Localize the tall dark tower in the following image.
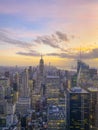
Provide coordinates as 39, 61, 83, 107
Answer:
39, 55, 44, 76
66, 87, 90, 130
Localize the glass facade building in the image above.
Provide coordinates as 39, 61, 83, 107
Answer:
67, 87, 90, 130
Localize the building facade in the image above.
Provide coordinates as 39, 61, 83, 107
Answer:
67, 87, 90, 130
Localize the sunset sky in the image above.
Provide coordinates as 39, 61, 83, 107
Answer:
0, 0, 98, 69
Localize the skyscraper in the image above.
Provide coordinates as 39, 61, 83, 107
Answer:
28, 66, 33, 80
39, 55, 44, 76
77, 60, 89, 74
66, 87, 90, 130
13, 72, 19, 91
88, 87, 98, 130
16, 69, 31, 115
21, 68, 30, 98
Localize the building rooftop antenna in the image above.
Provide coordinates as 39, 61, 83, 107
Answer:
77, 45, 82, 86
79, 45, 82, 61
41, 53, 42, 59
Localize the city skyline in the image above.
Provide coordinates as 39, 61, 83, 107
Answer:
0, 0, 98, 69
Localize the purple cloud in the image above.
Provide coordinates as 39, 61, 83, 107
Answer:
16, 50, 40, 57
0, 29, 32, 49
34, 31, 69, 51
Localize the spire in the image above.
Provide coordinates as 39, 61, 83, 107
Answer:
41, 54, 43, 59
79, 46, 82, 61
39, 54, 44, 76
40, 54, 44, 64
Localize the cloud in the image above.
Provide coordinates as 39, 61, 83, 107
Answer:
2, 28, 41, 39
47, 52, 76, 59
1, 28, 98, 61
46, 53, 60, 57
56, 31, 69, 42
47, 48, 98, 59
79, 48, 98, 59
0, 29, 32, 49
0, 29, 70, 52
35, 35, 59, 48
16, 48, 98, 60
17, 50, 76, 59
16, 50, 40, 57
34, 31, 69, 51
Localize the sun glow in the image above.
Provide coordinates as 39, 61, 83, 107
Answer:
34, 44, 59, 54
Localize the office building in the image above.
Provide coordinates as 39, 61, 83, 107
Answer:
77, 60, 89, 74
67, 87, 90, 130
39, 55, 44, 77
20, 68, 30, 98
16, 69, 31, 115
88, 87, 98, 130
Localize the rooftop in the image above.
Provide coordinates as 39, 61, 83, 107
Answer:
46, 75, 60, 79
69, 87, 88, 93
88, 87, 98, 92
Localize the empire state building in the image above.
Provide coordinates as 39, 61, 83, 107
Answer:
39, 55, 44, 77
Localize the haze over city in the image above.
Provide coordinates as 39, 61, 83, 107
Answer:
0, 0, 98, 69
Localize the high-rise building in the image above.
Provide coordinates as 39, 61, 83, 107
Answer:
0, 86, 5, 100
66, 87, 90, 130
21, 68, 30, 98
13, 72, 19, 91
39, 55, 44, 76
4, 71, 10, 78
71, 74, 77, 87
16, 69, 31, 115
77, 60, 89, 74
0, 77, 10, 97
89, 68, 97, 78
28, 66, 33, 80
87, 87, 98, 130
